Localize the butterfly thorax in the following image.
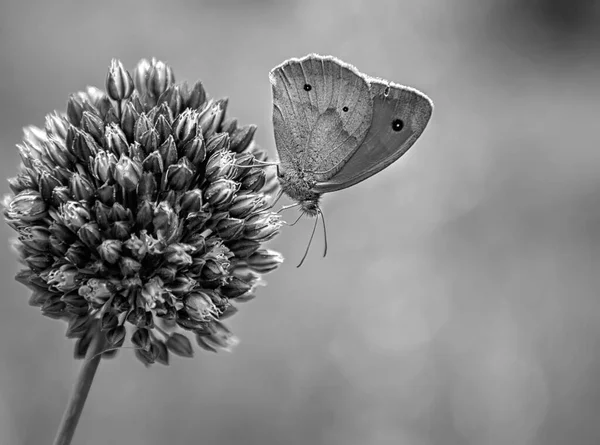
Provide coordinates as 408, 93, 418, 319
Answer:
278, 168, 321, 217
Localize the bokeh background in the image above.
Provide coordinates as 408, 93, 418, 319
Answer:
1, 0, 600, 444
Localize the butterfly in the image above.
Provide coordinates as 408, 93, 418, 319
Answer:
269, 54, 433, 265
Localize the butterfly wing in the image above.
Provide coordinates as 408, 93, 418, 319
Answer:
312, 78, 433, 194
269, 54, 373, 180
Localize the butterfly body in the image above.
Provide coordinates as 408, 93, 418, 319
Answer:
269, 54, 433, 264
270, 54, 433, 206
277, 166, 321, 217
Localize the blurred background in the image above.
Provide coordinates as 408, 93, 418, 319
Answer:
1, 0, 600, 444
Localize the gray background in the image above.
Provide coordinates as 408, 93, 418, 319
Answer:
1, 0, 600, 444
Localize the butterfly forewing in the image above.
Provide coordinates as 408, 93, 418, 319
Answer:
313, 78, 433, 194
269, 54, 373, 180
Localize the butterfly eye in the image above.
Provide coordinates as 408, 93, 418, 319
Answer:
342, 106, 348, 112
391, 119, 404, 132
303, 84, 312, 92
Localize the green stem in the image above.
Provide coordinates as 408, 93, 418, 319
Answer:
52, 329, 106, 445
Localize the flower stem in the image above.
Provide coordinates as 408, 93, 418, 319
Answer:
52, 329, 106, 445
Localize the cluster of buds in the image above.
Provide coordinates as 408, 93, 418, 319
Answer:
4, 58, 284, 365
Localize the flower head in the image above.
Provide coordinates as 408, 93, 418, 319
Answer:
5, 58, 283, 366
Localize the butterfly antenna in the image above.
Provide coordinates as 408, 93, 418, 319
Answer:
318, 208, 328, 258
297, 212, 319, 268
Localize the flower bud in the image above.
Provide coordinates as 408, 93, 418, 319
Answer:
106, 325, 126, 347
104, 123, 129, 156
45, 136, 74, 169
132, 328, 151, 351
184, 292, 218, 321
93, 200, 111, 229
92, 150, 117, 183
25, 254, 52, 271
222, 123, 240, 143
98, 239, 122, 264
163, 243, 193, 266
155, 266, 177, 283
134, 113, 152, 143
66, 94, 85, 126
136, 200, 153, 228
45, 112, 69, 140
77, 222, 102, 247
226, 238, 261, 258
112, 221, 133, 240
165, 157, 195, 191
221, 276, 252, 298
18, 225, 51, 252
240, 167, 266, 192
133, 59, 151, 95
205, 149, 237, 181
8, 172, 35, 195
109, 202, 131, 221
174, 108, 199, 144
79, 278, 115, 305
147, 59, 175, 99
157, 136, 178, 168
204, 179, 238, 208
46, 264, 80, 292
120, 100, 139, 142
153, 201, 178, 240
205, 132, 230, 155
247, 249, 284, 274
186, 80, 207, 109
101, 311, 119, 331
229, 124, 257, 153
51, 186, 71, 208
39, 171, 63, 202
169, 276, 197, 296
228, 192, 265, 219
201, 258, 227, 281
154, 114, 172, 144
182, 136, 206, 166
124, 233, 148, 260
157, 85, 183, 116
166, 333, 194, 357
61, 201, 90, 231
65, 242, 88, 267
70, 173, 95, 201
80, 111, 105, 143
120, 256, 142, 276
215, 217, 245, 240
196, 321, 238, 353
71, 128, 100, 162
114, 154, 142, 191
49, 220, 76, 244
4, 190, 47, 223
106, 59, 134, 101
244, 212, 282, 241
97, 96, 118, 125
137, 172, 157, 201
138, 128, 159, 155
180, 189, 203, 215
199, 99, 227, 136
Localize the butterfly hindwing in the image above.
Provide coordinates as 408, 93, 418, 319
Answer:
269, 54, 374, 180
313, 78, 433, 194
